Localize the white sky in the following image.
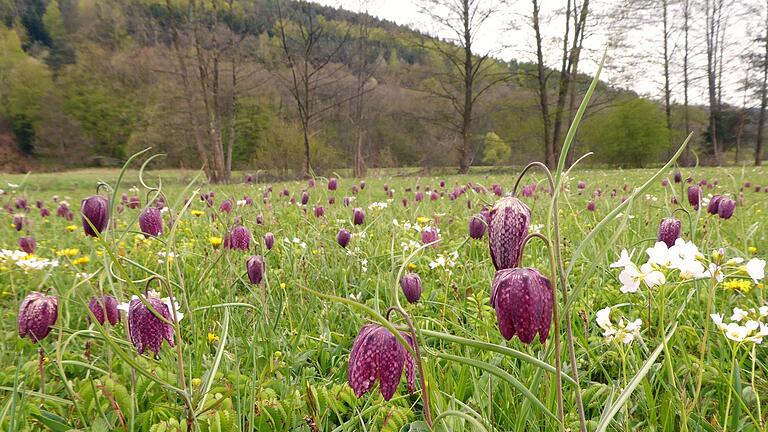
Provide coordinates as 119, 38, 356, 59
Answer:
314, 0, 767, 107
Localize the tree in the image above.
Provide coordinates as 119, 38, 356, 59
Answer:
481, 131, 509, 164
581, 98, 669, 167
417, 0, 509, 173
756, 0, 768, 166
274, 0, 350, 178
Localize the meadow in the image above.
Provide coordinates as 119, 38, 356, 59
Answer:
1, 155, 768, 432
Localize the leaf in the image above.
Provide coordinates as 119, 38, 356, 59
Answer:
596, 324, 678, 432
31, 411, 75, 432
399, 420, 431, 432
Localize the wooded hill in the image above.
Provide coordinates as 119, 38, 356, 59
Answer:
0, 0, 761, 177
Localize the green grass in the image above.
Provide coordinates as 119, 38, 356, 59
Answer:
0, 163, 767, 431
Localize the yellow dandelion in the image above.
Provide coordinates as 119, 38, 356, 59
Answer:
407, 262, 417, 270
66, 225, 77, 232
191, 378, 202, 387
191, 210, 204, 217
723, 279, 752, 293
207, 332, 220, 343
280, 282, 286, 289
749, 246, 758, 254
72, 256, 90, 266
416, 216, 430, 224
209, 237, 223, 248
56, 248, 80, 257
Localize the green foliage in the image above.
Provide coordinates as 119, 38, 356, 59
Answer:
581, 98, 670, 167
481, 132, 510, 165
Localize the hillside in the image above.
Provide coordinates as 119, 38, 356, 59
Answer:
0, 0, 724, 175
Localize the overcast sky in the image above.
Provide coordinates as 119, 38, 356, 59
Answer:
313, 0, 766, 107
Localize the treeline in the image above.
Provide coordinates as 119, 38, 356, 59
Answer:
0, 0, 765, 180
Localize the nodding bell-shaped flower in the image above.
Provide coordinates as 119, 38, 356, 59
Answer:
127, 295, 177, 355
707, 195, 723, 214
421, 227, 439, 247
586, 201, 596, 212
81, 195, 109, 237
657, 218, 681, 247
264, 232, 275, 250
13, 214, 24, 231
337, 228, 351, 248
400, 273, 422, 303
219, 199, 233, 213
488, 197, 531, 271
88, 295, 120, 326
348, 324, 416, 401
490, 268, 553, 344
18, 291, 58, 343
139, 207, 163, 236
19, 236, 36, 254
687, 186, 701, 210
717, 197, 736, 219
468, 214, 486, 239
674, 171, 682, 183
314, 206, 325, 218
246, 255, 265, 284
353, 208, 365, 225
328, 177, 338, 190
224, 226, 252, 251
301, 191, 309, 205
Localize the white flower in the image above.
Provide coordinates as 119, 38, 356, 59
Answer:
731, 308, 749, 322
76, 272, 96, 279
745, 258, 766, 283
368, 201, 388, 210
726, 257, 745, 265
711, 309, 768, 344
595, 306, 642, 344
610, 249, 634, 269
529, 224, 544, 233
348, 292, 362, 301
596, 307, 613, 330
7, 182, 19, 188
236, 199, 247, 207
619, 263, 665, 293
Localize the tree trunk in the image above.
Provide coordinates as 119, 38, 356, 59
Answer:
532, 0, 553, 168
706, 0, 721, 164
682, 0, 691, 165
662, 0, 672, 149
756, 2, 768, 166
458, 0, 473, 174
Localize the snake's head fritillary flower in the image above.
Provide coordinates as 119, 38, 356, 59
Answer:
717, 198, 736, 219
586, 201, 596, 212
18, 291, 58, 343
490, 268, 553, 344
314, 206, 325, 218
219, 199, 233, 214
13, 214, 24, 231
15, 198, 28, 211
421, 227, 439, 247
127, 296, 176, 354
224, 226, 252, 251
244, 173, 254, 183
687, 186, 701, 210
348, 324, 415, 401
488, 197, 531, 271
707, 195, 722, 214
40, 207, 50, 217
673, 171, 682, 183
81, 195, 109, 237
337, 228, 351, 248
657, 218, 681, 247
577, 180, 587, 190
128, 196, 140, 209
343, 196, 351, 207
301, 191, 309, 205
19, 236, 36, 254
415, 191, 424, 202
264, 232, 275, 250
328, 178, 338, 190
88, 295, 120, 326
360, 180, 366, 190
400, 273, 422, 303
328, 196, 336, 205
246, 255, 265, 284
351, 185, 359, 195
353, 208, 365, 225
469, 214, 486, 239
139, 207, 163, 237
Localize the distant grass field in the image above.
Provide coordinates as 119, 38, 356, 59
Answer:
1, 163, 768, 431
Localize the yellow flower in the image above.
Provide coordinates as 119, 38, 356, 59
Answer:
72, 256, 90, 266
209, 237, 223, 248
191, 210, 204, 217
66, 225, 77, 232
749, 246, 758, 254
723, 279, 752, 293
280, 283, 286, 289
416, 216, 430, 224
207, 332, 220, 343
407, 263, 417, 270
56, 248, 79, 257
191, 378, 202, 387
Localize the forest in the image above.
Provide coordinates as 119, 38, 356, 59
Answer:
0, 0, 766, 181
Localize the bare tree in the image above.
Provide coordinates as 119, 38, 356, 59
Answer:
418, 0, 509, 173
756, 0, 768, 166
351, 0, 377, 177
531, 0, 552, 167
274, 0, 350, 178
